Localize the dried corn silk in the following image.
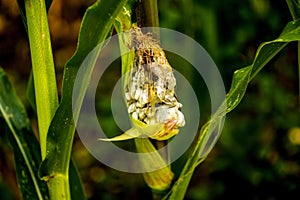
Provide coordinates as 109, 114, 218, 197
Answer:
125, 28, 185, 139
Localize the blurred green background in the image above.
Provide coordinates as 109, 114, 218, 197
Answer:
0, 0, 300, 199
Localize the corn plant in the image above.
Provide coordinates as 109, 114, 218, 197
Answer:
0, 0, 299, 199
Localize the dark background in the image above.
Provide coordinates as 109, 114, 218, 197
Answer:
0, 0, 299, 199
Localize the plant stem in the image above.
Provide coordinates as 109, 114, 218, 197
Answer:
25, 0, 58, 159
47, 175, 70, 200
136, 0, 160, 39
142, 0, 159, 27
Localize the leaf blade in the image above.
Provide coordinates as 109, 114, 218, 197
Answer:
38, 0, 128, 192
24, 0, 59, 159
0, 67, 49, 200
166, 18, 300, 200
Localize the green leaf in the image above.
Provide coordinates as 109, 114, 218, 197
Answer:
24, 67, 84, 200
24, 0, 59, 159
99, 118, 168, 141
165, 18, 300, 200
286, 0, 300, 20
69, 159, 85, 200
114, 3, 135, 77
26, 73, 36, 112
226, 66, 252, 112
16, 0, 53, 31
27, 78, 85, 200
38, 0, 128, 198
0, 67, 49, 200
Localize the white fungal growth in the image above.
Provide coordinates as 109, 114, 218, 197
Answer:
124, 28, 185, 138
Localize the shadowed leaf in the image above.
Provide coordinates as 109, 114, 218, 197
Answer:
0, 67, 49, 200
166, 18, 300, 200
